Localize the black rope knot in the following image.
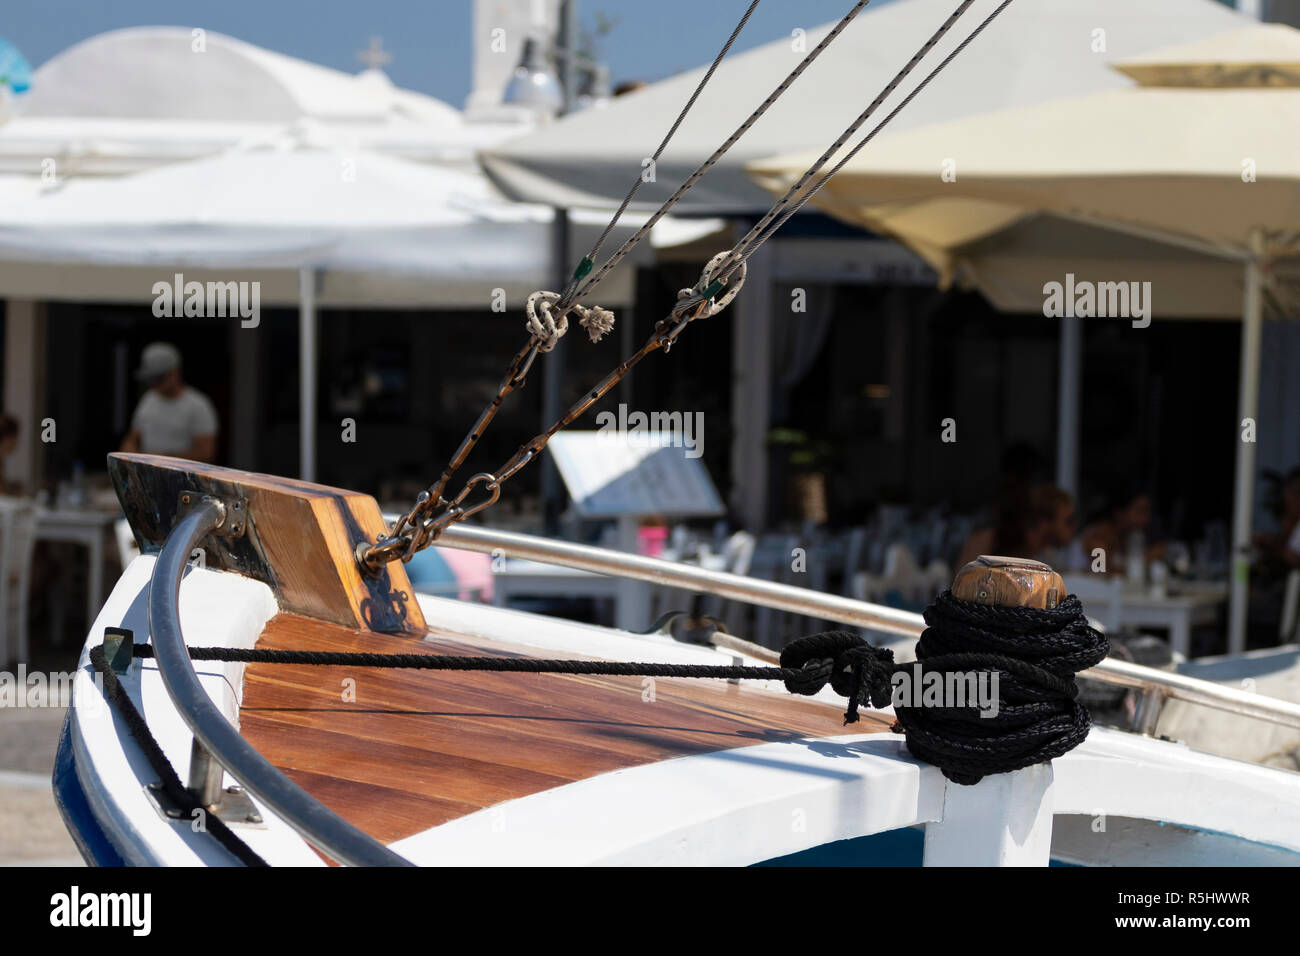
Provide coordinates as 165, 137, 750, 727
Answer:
895, 590, 1110, 786
780, 631, 895, 725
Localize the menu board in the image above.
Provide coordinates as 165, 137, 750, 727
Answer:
548, 432, 725, 518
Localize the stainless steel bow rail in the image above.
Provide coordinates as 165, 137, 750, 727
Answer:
147, 499, 412, 867
435, 524, 1300, 733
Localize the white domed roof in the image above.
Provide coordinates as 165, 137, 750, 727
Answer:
24, 26, 463, 127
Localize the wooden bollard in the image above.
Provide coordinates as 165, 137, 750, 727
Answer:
950, 554, 1064, 610
920, 554, 1062, 866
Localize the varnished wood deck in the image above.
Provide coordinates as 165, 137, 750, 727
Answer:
239, 613, 889, 846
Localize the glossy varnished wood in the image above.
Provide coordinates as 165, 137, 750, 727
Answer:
239, 614, 891, 846
952, 555, 1064, 610
109, 453, 424, 635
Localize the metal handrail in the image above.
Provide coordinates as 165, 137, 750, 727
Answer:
436, 524, 1300, 732
148, 499, 412, 867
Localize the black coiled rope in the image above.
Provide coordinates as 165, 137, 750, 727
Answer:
779, 591, 1108, 785
901, 591, 1108, 784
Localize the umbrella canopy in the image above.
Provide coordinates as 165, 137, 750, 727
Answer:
0, 136, 546, 270
1114, 22, 1300, 87
748, 24, 1300, 653
478, 0, 1246, 213
0, 126, 719, 304
747, 83, 1300, 267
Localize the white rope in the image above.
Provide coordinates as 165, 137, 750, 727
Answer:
525, 291, 566, 352
525, 292, 617, 350
673, 251, 748, 320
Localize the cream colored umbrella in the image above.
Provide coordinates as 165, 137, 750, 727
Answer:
748, 23, 1300, 653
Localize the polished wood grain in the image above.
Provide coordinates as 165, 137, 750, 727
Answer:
239, 613, 891, 846
951, 555, 1063, 610
110, 453, 424, 635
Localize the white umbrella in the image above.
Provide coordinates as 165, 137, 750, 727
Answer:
479, 0, 1247, 212
748, 23, 1300, 652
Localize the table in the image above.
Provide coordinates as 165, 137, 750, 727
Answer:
1116, 586, 1228, 659
490, 558, 626, 609
36, 508, 120, 627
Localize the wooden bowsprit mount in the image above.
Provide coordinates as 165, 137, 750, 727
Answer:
951, 555, 1064, 610
109, 453, 426, 636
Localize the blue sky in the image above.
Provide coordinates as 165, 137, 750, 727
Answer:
3, 0, 895, 108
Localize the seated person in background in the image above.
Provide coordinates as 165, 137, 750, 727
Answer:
1286, 524, 1300, 570
958, 483, 1076, 567
0, 414, 21, 495
1080, 488, 1165, 575
1256, 468, 1300, 571
119, 342, 218, 463
957, 443, 1046, 566
1030, 484, 1078, 568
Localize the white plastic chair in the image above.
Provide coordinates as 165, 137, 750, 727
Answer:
0, 498, 39, 665
841, 527, 867, 597
877, 542, 934, 609
1063, 572, 1124, 633
698, 530, 755, 635
925, 559, 953, 598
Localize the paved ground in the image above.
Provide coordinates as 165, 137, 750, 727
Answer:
0, 705, 84, 866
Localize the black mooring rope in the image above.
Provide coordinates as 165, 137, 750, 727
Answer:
117, 591, 1105, 792
776, 595, 1107, 784
87, 645, 269, 867
901, 592, 1109, 785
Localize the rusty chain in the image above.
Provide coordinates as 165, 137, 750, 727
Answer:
357, 276, 734, 573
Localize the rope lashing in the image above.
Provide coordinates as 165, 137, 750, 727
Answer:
525, 291, 616, 350
780, 630, 896, 725
672, 250, 748, 321
524, 291, 566, 351
894, 591, 1109, 786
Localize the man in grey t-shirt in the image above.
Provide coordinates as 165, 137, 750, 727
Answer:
120, 342, 218, 463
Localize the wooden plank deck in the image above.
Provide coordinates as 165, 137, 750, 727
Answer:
239, 613, 890, 846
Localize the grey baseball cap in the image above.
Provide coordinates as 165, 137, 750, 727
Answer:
135, 342, 181, 382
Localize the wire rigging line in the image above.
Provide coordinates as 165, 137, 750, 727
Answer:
561, 0, 762, 310
560, 0, 875, 312
716, 0, 1016, 286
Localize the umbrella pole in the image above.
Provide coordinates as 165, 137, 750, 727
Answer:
299, 267, 318, 483
1056, 315, 1082, 499
1228, 235, 1265, 654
